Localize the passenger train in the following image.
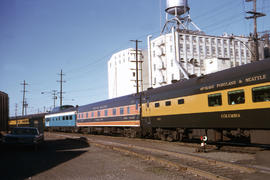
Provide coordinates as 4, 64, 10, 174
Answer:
45, 59, 270, 144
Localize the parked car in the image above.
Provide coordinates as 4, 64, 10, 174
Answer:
2, 127, 44, 149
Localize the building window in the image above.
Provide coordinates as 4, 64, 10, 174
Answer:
104, 110, 108, 116
120, 107, 124, 115
92, 112, 94, 117
211, 38, 215, 45
98, 111, 100, 117
178, 99, 184, 104
86, 113, 88, 118
208, 93, 222, 107
127, 107, 130, 114
228, 90, 245, 105
155, 102, 160, 108
206, 46, 210, 55
180, 43, 183, 49
252, 85, 270, 102
113, 108, 116, 115
165, 101, 171, 106
133, 72, 136, 77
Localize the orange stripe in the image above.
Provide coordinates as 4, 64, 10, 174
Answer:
77, 120, 140, 126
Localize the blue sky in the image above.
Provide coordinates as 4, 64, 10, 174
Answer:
1, 0, 269, 116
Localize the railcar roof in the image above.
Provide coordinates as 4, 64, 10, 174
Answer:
78, 93, 139, 112
47, 105, 77, 115
10, 113, 46, 120
143, 59, 270, 101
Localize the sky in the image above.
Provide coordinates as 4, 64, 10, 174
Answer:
1, 0, 270, 116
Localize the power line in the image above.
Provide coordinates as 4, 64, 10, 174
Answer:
193, 0, 239, 21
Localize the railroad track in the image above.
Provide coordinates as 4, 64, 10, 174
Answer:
52, 132, 259, 180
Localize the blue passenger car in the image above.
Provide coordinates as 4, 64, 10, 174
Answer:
45, 105, 77, 127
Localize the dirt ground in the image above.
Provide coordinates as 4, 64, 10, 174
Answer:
0, 133, 199, 180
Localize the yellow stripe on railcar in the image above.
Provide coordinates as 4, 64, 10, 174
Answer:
142, 82, 270, 117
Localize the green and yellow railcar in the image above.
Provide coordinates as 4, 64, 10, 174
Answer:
141, 59, 270, 144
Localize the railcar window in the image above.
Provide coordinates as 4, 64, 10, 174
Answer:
178, 99, 184, 104
113, 108, 116, 115
120, 108, 124, 115
127, 107, 130, 114
70, 115, 72, 120
165, 101, 171, 106
228, 90, 245, 105
155, 102, 160, 108
208, 93, 222, 106
252, 85, 270, 102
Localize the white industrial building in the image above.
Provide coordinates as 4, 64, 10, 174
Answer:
108, 48, 149, 99
107, 0, 265, 97
147, 32, 265, 88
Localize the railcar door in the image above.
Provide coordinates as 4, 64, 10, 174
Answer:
144, 95, 151, 117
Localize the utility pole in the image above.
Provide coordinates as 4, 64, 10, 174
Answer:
15, 103, 18, 118
130, 40, 143, 126
21, 80, 28, 116
41, 90, 58, 108
245, 0, 266, 61
57, 69, 65, 107
130, 40, 142, 94
52, 90, 57, 108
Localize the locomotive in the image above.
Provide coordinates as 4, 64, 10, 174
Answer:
45, 59, 270, 144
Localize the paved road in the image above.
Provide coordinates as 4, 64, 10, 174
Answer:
0, 133, 194, 180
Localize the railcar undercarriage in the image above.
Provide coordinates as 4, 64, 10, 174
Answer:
47, 126, 270, 145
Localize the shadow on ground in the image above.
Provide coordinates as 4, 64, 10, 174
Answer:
0, 137, 90, 179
